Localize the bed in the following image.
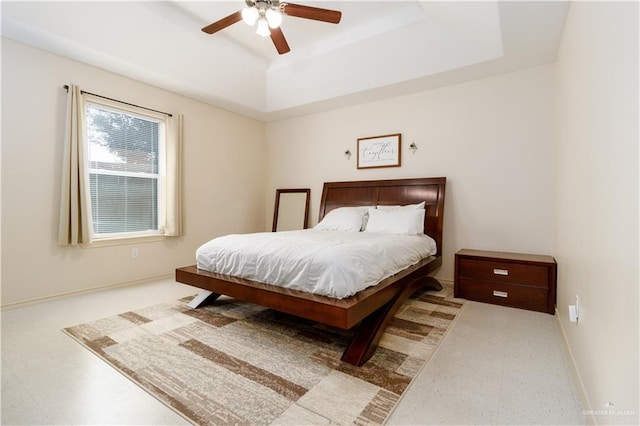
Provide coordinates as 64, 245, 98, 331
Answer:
176, 177, 446, 366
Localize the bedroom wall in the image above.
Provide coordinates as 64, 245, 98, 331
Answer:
555, 2, 639, 423
1, 38, 267, 307
265, 65, 556, 282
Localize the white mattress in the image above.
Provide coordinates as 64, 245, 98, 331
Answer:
196, 229, 437, 299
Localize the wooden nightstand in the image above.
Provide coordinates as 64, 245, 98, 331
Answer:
454, 249, 557, 314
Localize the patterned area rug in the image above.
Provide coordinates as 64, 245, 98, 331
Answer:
64, 287, 463, 425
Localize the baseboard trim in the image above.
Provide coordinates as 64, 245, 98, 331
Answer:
436, 277, 454, 287
555, 310, 596, 425
1, 273, 174, 311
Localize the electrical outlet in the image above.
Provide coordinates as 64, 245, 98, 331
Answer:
569, 305, 578, 322
569, 295, 580, 323
131, 247, 139, 258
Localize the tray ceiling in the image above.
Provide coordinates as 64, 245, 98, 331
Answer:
1, 1, 569, 121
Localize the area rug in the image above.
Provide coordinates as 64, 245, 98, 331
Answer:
63, 287, 464, 426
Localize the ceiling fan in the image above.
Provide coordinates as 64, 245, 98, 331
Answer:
201, 0, 342, 55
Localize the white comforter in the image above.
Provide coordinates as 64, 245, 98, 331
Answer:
196, 229, 437, 299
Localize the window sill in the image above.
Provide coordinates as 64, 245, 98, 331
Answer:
82, 234, 166, 248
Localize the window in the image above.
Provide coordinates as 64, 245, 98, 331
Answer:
85, 98, 166, 239
79, 91, 180, 240
58, 85, 181, 246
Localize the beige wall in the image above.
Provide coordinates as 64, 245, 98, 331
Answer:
555, 2, 639, 423
1, 38, 267, 306
3, 5, 638, 418
266, 65, 556, 282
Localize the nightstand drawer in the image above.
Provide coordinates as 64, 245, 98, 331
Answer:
457, 278, 549, 313
458, 258, 549, 288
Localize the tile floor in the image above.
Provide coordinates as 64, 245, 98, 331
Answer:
387, 288, 587, 425
1, 278, 587, 425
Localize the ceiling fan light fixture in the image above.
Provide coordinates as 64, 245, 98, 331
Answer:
241, 7, 259, 25
265, 8, 282, 29
256, 18, 271, 37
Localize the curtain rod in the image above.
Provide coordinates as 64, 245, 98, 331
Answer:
63, 85, 172, 117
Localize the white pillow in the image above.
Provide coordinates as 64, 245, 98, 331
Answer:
377, 201, 425, 210
314, 207, 368, 232
364, 207, 425, 235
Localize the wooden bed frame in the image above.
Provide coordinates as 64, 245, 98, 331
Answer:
175, 177, 446, 366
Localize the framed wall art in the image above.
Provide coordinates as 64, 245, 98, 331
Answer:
357, 133, 401, 169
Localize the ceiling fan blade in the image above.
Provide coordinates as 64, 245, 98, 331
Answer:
282, 3, 342, 24
270, 27, 291, 55
201, 10, 243, 34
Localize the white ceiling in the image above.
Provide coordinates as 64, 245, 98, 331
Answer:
1, 1, 569, 122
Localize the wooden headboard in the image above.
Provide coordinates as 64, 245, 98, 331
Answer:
319, 177, 446, 256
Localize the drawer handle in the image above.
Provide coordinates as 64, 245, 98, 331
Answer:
493, 290, 508, 298
493, 268, 509, 276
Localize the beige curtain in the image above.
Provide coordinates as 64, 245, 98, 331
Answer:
164, 113, 183, 237
58, 85, 92, 246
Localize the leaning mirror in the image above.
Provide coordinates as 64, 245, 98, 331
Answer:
272, 188, 310, 232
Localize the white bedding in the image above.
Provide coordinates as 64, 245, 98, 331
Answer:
196, 229, 437, 299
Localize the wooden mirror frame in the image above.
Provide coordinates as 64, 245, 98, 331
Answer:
272, 188, 311, 232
